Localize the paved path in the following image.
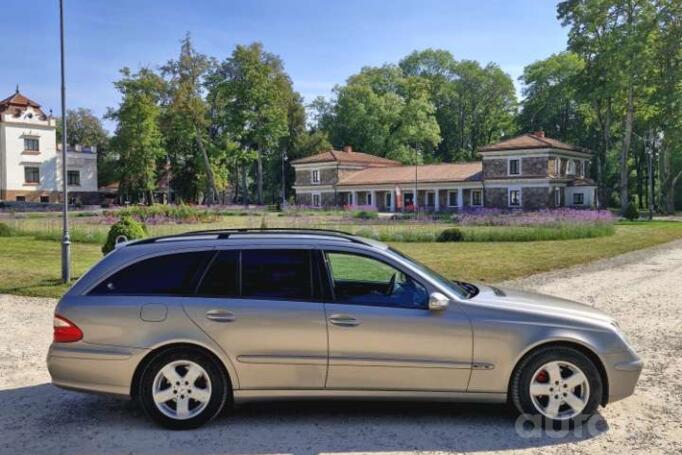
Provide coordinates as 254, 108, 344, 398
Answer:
1, 241, 681, 454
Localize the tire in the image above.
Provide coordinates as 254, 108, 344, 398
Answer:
510, 346, 602, 426
138, 347, 229, 430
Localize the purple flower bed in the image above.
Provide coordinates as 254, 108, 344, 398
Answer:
455, 208, 615, 226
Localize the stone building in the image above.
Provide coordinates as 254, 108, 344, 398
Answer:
292, 132, 597, 211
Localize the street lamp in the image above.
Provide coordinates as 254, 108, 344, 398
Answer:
59, 0, 71, 283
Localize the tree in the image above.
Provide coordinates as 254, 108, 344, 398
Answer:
107, 68, 166, 203
518, 52, 588, 144
207, 43, 292, 205
399, 50, 517, 161
161, 33, 220, 204
323, 65, 441, 163
558, 0, 658, 213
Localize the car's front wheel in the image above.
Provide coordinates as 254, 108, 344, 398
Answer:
511, 346, 602, 425
139, 347, 229, 430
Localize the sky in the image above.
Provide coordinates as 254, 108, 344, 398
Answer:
0, 0, 569, 132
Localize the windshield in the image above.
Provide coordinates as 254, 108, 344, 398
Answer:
387, 247, 469, 299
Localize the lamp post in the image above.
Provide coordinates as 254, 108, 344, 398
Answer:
59, 0, 71, 283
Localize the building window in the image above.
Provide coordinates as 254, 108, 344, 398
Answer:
426, 191, 435, 207
40, 196, 50, 203
67, 170, 80, 186
471, 190, 482, 206
554, 187, 561, 207
567, 160, 576, 175
509, 189, 521, 207
448, 190, 458, 207
385, 192, 392, 209
16, 196, 26, 202
573, 192, 584, 205
311, 169, 320, 184
24, 167, 40, 184
24, 138, 39, 152
582, 161, 588, 177
575, 160, 583, 177
312, 193, 321, 207
403, 192, 414, 208
554, 158, 560, 175
366, 192, 372, 206
508, 159, 520, 176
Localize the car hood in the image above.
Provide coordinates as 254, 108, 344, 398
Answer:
469, 284, 615, 326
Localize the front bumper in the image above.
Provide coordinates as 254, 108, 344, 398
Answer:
603, 350, 643, 404
47, 342, 148, 398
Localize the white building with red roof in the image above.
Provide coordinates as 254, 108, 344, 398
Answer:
0, 88, 98, 204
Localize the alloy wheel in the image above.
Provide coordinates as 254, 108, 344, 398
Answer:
152, 360, 212, 420
529, 360, 590, 420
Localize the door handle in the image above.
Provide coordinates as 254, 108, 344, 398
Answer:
328, 314, 360, 327
205, 309, 236, 322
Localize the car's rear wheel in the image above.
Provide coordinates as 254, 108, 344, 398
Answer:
139, 347, 229, 430
511, 346, 602, 425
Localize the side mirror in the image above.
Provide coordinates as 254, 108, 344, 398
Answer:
428, 292, 450, 311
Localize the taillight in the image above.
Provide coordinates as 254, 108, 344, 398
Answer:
53, 315, 83, 343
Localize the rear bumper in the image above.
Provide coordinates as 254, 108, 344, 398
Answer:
47, 342, 148, 398
603, 351, 643, 404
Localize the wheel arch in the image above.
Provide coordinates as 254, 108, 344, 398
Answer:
507, 340, 609, 406
130, 342, 234, 400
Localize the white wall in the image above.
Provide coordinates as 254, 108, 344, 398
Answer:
1, 105, 98, 195
565, 186, 595, 208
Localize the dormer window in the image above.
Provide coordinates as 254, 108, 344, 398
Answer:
24, 138, 40, 152
311, 169, 320, 184
508, 159, 520, 176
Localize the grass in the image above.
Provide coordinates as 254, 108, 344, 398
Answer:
1, 221, 680, 299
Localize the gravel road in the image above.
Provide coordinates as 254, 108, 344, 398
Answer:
1, 241, 681, 455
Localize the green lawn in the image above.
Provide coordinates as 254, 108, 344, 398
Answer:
1, 221, 681, 299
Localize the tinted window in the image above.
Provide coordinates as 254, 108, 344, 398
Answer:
197, 250, 239, 297
241, 249, 311, 300
326, 252, 428, 309
90, 252, 212, 296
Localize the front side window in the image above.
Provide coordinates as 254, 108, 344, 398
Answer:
311, 169, 320, 184
90, 252, 213, 296
241, 249, 312, 300
385, 192, 392, 208
326, 251, 428, 309
573, 192, 584, 205
471, 190, 482, 206
24, 167, 40, 184
509, 189, 521, 207
509, 159, 520, 175
24, 138, 39, 151
197, 250, 239, 297
67, 170, 80, 186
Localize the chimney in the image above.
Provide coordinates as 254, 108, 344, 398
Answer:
343, 145, 353, 153
533, 130, 545, 138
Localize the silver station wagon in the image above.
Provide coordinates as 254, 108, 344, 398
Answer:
47, 229, 642, 429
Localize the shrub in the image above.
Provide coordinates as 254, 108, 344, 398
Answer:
623, 202, 640, 221
352, 210, 378, 220
437, 228, 464, 242
0, 223, 12, 237
102, 217, 147, 254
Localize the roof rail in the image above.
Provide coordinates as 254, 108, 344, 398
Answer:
129, 228, 373, 247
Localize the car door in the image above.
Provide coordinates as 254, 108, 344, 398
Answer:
323, 249, 472, 391
184, 247, 328, 390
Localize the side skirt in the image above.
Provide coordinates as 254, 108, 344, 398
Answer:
233, 389, 507, 403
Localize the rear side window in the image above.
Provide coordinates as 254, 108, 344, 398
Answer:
241, 249, 311, 300
197, 250, 239, 297
89, 252, 212, 296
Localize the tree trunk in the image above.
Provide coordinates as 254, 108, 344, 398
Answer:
194, 123, 218, 206
620, 85, 634, 214
256, 149, 264, 205
666, 170, 682, 214
242, 164, 249, 209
